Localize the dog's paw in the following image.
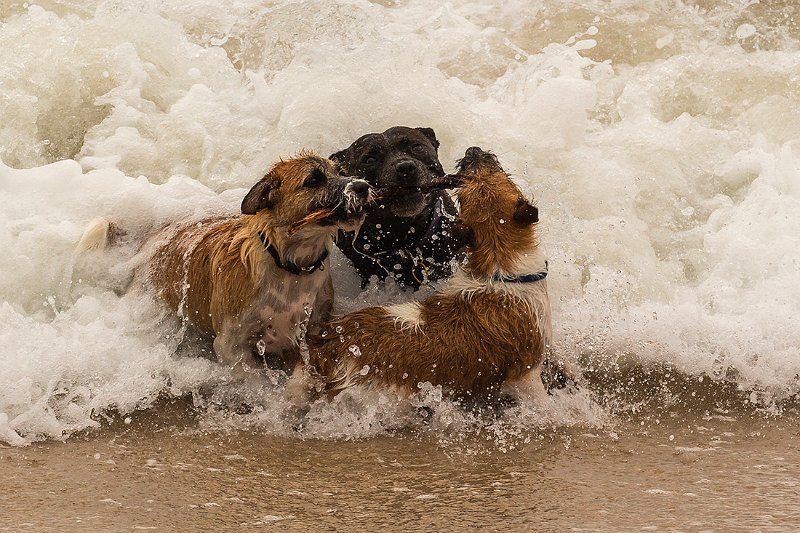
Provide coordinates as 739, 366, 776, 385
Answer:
541, 358, 581, 392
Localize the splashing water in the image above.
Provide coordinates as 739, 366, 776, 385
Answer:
1, 0, 800, 445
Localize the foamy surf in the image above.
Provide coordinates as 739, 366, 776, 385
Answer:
2, 0, 800, 445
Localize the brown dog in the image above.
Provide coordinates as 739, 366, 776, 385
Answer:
81, 152, 371, 373
288, 147, 552, 404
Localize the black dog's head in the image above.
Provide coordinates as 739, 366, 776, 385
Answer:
330, 126, 447, 217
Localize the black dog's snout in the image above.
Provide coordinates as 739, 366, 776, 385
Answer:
349, 180, 370, 198
395, 160, 418, 179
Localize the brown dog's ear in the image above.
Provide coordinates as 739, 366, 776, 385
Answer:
450, 221, 475, 249
415, 127, 440, 150
512, 198, 538, 225
241, 178, 277, 214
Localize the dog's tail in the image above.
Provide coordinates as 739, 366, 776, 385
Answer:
76, 216, 119, 252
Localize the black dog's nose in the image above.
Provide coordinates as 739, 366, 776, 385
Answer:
348, 180, 370, 198
395, 160, 418, 179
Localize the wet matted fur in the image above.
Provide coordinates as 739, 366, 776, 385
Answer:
82, 152, 371, 373
289, 147, 552, 403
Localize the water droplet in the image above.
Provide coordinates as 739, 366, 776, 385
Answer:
348, 345, 361, 357
359, 365, 370, 376
735, 23, 756, 39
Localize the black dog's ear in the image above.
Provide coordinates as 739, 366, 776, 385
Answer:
450, 221, 475, 249
415, 127, 440, 150
512, 198, 538, 225
241, 178, 277, 214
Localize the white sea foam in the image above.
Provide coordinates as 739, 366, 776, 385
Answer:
1, 0, 799, 444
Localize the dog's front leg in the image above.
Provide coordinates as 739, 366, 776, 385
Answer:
284, 363, 316, 408
213, 320, 260, 375
503, 364, 548, 404
541, 356, 581, 391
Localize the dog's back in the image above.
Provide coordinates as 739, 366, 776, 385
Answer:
311, 276, 549, 397
148, 216, 250, 335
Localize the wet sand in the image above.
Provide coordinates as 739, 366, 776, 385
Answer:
3, 403, 799, 532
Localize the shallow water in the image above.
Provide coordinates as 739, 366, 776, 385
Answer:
3, 405, 800, 531
2, 0, 800, 529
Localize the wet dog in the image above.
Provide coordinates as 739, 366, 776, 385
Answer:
331, 126, 462, 289
79, 153, 371, 373
288, 147, 552, 404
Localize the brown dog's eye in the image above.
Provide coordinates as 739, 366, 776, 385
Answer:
303, 168, 327, 188
411, 143, 423, 153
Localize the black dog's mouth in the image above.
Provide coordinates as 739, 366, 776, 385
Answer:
381, 173, 463, 195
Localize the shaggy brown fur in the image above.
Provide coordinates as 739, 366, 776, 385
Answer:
142, 152, 371, 372
289, 147, 552, 403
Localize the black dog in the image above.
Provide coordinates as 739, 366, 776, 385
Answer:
331, 126, 462, 289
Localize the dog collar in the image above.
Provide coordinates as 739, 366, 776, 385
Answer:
493, 261, 548, 283
259, 232, 328, 275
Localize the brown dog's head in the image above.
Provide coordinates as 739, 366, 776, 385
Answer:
330, 126, 450, 217
241, 152, 371, 233
450, 147, 539, 277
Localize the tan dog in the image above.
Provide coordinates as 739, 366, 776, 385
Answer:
289, 147, 552, 404
81, 152, 371, 373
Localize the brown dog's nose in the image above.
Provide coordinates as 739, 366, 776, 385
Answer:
349, 180, 370, 198
465, 146, 484, 158
395, 160, 418, 180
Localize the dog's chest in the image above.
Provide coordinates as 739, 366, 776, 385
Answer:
249, 269, 329, 347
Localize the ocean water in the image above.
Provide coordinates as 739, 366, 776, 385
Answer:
1, 0, 800, 449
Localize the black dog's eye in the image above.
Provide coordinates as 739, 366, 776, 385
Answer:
362, 155, 378, 165
411, 143, 424, 153
303, 168, 327, 188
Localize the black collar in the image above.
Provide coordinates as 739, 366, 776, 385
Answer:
492, 261, 548, 284
258, 231, 328, 275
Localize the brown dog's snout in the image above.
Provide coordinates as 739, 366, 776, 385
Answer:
465, 146, 484, 158
456, 146, 503, 175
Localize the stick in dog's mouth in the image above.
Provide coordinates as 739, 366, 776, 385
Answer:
287, 206, 365, 235
383, 174, 465, 195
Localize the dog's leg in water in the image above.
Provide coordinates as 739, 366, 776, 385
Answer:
541, 357, 581, 391
503, 365, 548, 404
284, 363, 316, 407
212, 324, 259, 378
282, 363, 319, 429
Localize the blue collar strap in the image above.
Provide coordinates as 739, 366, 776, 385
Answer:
492, 261, 548, 284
